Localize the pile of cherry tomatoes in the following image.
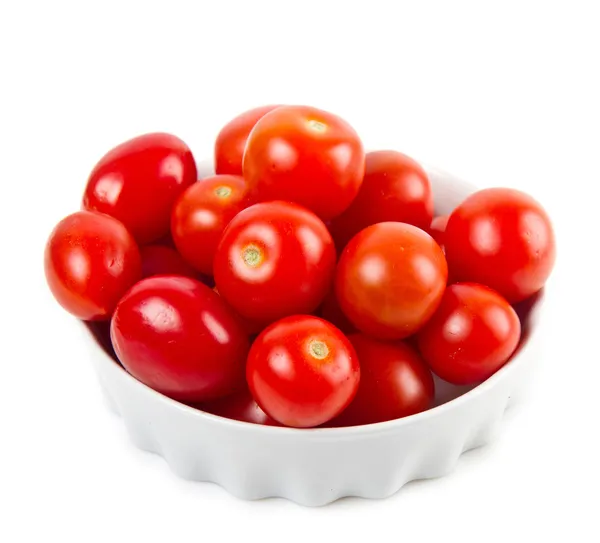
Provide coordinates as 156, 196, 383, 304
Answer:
44, 105, 556, 429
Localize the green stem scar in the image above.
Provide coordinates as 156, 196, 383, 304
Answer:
242, 245, 262, 267
214, 186, 232, 198
309, 340, 329, 360
307, 119, 327, 133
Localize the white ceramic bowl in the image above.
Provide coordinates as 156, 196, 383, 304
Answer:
81, 164, 546, 506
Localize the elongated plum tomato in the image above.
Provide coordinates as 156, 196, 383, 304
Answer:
83, 133, 197, 244
329, 150, 433, 250
214, 105, 280, 175
242, 105, 365, 220
171, 175, 253, 276
111, 276, 249, 403
417, 283, 521, 385
197, 387, 280, 426
140, 245, 197, 279
444, 188, 556, 303
213, 201, 336, 323
331, 335, 434, 426
336, 222, 448, 340
247, 316, 360, 428
44, 211, 141, 320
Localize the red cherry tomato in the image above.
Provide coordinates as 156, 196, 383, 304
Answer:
171, 175, 252, 276
247, 316, 360, 428
44, 211, 141, 320
429, 215, 449, 248
444, 188, 556, 303
416, 283, 521, 385
331, 335, 434, 426
111, 276, 249, 402
214, 201, 336, 323
197, 388, 280, 426
329, 150, 433, 250
140, 245, 197, 279
318, 289, 357, 335
336, 222, 448, 340
243, 105, 365, 220
213, 286, 267, 337
83, 133, 197, 244
214, 105, 280, 175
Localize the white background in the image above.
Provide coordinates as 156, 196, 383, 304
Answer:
1, 1, 598, 541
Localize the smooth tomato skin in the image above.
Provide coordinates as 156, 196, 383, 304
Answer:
171, 175, 252, 275
214, 105, 280, 175
213, 286, 267, 337
44, 211, 141, 320
336, 222, 448, 340
429, 215, 449, 248
416, 283, 521, 385
140, 245, 197, 279
213, 201, 336, 323
83, 133, 197, 245
110, 276, 249, 403
329, 150, 433, 250
196, 388, 280, 426
243, 105, 365, 220
331, 335, 434, 426
318, 289, 357, 335
444, 188, 556, 303
247, 316, 360, 428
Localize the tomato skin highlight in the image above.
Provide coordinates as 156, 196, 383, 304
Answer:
196, 388, 280, 426
214, 201, 336, 324
247, 316, 360, 428
243, 105, 365, 220
331, 335, 434, 426
335, 222, 448, 340
329, 150, 433, 250
171, 175, 253, 276
83, 133, 197, 245
110, 275, 249, 403
215, 105, 280, 175
44, 211, 142, 321
140, 245, 197, 279
444, 188, 556, 303
417, 283, 521, 385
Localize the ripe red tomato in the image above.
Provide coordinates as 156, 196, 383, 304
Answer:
336, 222, 448, 340
329, 150, 433, 250
171, 175, 252, 276
213, 201, 336, 323
197, 388, 280, 426
444, 188, 556, 303
429, 215, 449, 248
213, 286, 267, 337
45, 211, 141, 320
417, 283, 521, 385
318, 289, 357, 335
83, 133, 197, 245
111, 275, 249, 402
243, 105, 365, 220
140, 245, 197, 279
331, 335, 434, 426
247, 316, 360, 428
214, 105, 280, 175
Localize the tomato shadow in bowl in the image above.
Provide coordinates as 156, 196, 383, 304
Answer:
84, 320, 120, 364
